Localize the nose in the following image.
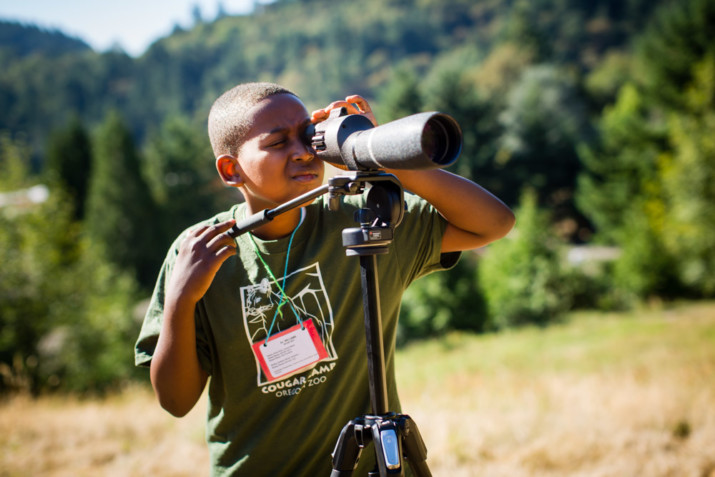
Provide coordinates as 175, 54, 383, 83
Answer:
291, 136, 315, 162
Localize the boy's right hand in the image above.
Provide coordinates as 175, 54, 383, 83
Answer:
311, 95, 378, 127
166, 219, 237, 306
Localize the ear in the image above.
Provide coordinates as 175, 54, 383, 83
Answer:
216, 154, 244, 187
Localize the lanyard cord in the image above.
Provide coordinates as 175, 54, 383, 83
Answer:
247, 208, 306, 346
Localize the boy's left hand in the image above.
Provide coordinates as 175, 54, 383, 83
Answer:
311, 95, 378, 127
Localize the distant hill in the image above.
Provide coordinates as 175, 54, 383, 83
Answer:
0, 20, 91, 59
0, 0, 667, 161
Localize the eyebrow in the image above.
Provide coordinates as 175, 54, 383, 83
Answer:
265, 118, 311, 136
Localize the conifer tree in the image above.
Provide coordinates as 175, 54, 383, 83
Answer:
576, 83, 664, 243
478, 189, 569, 329
378, 66, 423, 121
657, 56, 715, 296
85, 110, 160, 289
578, 0, 715, 298
144, 115, 234, 246
497, 64, 588, 228
636, 0, 715, 111
1, 134, 140, 393
45, 115, 92, 219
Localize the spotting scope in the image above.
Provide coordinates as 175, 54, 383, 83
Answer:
308, 107, 462, 171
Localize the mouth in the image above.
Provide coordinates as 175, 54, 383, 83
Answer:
292, 171, 321, 183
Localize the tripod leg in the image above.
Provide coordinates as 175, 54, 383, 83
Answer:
399, 416, 431, 477
331, 419, 365, 477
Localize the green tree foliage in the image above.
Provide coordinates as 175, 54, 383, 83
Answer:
0, 136, 141, 394
144, 115, 236, 245
84, 111, 160, 289
502, 0, 553, 63
478, 190, 571, 329
45, 115, 92, 219
576, 83, 664, 243
421, 56, 501, 183
0, 47, 136, 161
657, 56, 715, 295
576, 80, 676, 300
612, 207, 679, 301
634, 0, 715, 298
584, 50, 634, 109
398, 255, 487, 344
0, 20, 90, 59
0, 133, 30, 188
636, 0, 715, 111
497, 64, 589, 230
578, 0, 715, 298
1, 0, 662, 158
377, 66, 423, 121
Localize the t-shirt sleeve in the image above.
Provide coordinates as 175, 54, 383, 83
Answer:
134, 249, 173, 367
393, 192, 461, 285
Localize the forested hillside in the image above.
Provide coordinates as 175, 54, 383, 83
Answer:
1, 0, 661, 155
0, 0, 669, 231
2, 0, 714, 393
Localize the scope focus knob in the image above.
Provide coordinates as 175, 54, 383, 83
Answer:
311, 133, 326, 152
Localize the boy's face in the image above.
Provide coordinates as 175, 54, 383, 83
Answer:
232, 94, 324, 212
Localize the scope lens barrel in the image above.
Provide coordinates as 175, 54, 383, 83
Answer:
313, 111, 462, 171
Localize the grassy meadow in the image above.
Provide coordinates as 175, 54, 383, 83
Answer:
2, 301, 715, 476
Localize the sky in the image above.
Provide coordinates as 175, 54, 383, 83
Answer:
0, 0, 265, 57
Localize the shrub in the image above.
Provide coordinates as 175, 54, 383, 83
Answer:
478, 190, 571, 330
399, 254, 487, 344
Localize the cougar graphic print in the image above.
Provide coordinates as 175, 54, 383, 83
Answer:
240, 262, 337, 386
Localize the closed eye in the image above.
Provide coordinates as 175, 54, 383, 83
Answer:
266, 136, 288, 148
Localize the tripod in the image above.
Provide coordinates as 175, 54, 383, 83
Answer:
228, 172, 431, 477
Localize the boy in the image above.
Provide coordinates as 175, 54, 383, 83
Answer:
135, 82, 514, 476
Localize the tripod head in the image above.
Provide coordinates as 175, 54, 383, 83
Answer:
327, 172, 404, 256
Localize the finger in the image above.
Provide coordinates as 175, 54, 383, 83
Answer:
214, 243, 238, 262
312, 98, 374, 125
207, 228, 239, 251
187, 224, 210, 238
345, 94, 366, 103
341, 99, 362, 114
310, 109, 328, 123
344, 95, 377, 126
345, 95, 370, 111
312, 100, 354, 118
198, 219, 237, 241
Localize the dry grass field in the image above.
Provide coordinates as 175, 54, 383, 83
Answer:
2, 301, 715, 476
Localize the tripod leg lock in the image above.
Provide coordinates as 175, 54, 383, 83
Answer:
331, 418, 366, 477
399, 415, 430, 476
371, 418, 403, 475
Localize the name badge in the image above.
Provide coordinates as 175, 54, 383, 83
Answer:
252, 319, 329, 382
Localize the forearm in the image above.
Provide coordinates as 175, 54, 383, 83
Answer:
150, 296, 208, 417
390, 169, 515, 252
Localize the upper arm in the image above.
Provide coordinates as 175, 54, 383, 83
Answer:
441, 212, 515, 253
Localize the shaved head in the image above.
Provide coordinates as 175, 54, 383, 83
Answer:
208, 82, 298, 157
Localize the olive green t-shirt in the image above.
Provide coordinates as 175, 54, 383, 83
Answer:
135, 192, 457, 476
